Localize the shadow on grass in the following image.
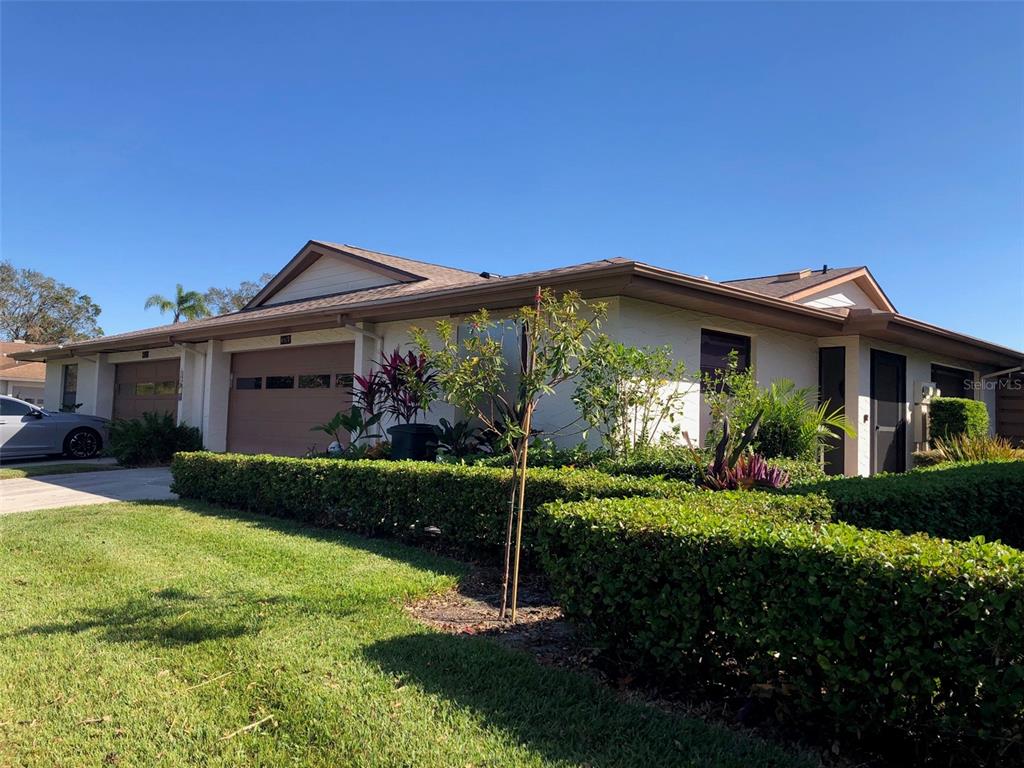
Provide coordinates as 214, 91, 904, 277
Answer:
6, 587, 264, 647
130, 498, 469, 581
362, 632, 810, 768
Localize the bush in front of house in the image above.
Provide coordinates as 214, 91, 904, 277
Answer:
535, 495, 1024, 762
765, 456, 827, 485
169, 451, 690, 553
929, 396, 989, 441
107, 411, 203, 466
797, 460, 1024, 548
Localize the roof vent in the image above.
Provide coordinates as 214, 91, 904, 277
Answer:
822, 264, 829, 273
479, 271, 491, 279
778, 269, 812, 282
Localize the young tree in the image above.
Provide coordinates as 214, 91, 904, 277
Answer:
144, 283, 211, 323
573, 339, 689, 458
205, 273, 273, 315
0, 261, 103, 343
413, 289, 606, 620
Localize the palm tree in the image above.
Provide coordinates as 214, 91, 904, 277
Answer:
144, 284, 211, 323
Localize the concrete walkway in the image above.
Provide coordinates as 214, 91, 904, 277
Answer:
0, 468, 175, 515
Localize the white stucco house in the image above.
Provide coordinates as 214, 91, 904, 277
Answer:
12, 241, 1024, 476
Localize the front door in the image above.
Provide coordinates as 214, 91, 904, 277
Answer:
871, 349, 906, 474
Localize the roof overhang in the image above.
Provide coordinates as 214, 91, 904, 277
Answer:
12, 260, 1022, 371
783, 267, 897, 312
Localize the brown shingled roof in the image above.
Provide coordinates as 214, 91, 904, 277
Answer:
722, 266, 863, 298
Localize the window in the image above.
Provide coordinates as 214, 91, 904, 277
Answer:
266, 375, 295, 389
931, 364, 975, 400
1, 398, 33, 417
61, 364, 78, 411
236, 377, 262, 390
335, 373, 354, 390
155, 381, 179, 396
135, 382, 156, 396
299, 374, 331, 389
700, 329, 751, 386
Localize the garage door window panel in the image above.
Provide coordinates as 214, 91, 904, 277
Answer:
267, 376, 295, 389
236, 377, 262, 390
298, 374, 331, 389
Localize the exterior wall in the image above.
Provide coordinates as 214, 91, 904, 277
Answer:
0, 380, 44, 404
265, 257, 395, 305
853, 338, 984, 476
601, 297, 820, 448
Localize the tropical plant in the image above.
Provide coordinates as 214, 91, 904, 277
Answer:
756, 379, 855, 460
413, 289, 607, 620
703, 452, 791, 490
372, 348, 438, 424
144, 283, 211, 323
432, 417, 483, 458
573, 338, 689, 458
924, 434, 1024, 464
107, 411, 203, 466
310, 406, 382, 453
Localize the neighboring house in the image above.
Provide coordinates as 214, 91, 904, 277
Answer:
11, 241, 1024, 475
0, 341, 46, 405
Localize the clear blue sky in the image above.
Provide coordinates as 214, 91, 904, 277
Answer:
3, 2, 1022, 348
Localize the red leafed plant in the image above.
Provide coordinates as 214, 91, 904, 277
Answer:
372, 347, 439, 424
700, 411, 791, 490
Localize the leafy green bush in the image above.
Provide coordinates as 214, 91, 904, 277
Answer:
754, 380, 854, 460
798, 460, 1024, 547
170, 452, 690, 554
536, 496, 1024, 762
930, 396, 989, 441
107, 412, 203, 467
766, 456, 826, 485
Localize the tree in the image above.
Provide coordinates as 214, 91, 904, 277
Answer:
0, 261, 103, 343
413, 289, 606, 621
144, 284, 211, 323
205, 273, 273, 315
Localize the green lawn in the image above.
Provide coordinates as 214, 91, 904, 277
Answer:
0, 502, 811, 767
0, 462, 125, 480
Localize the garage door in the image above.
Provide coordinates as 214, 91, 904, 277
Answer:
227, 343, 355, 456
113, 359, 181, 421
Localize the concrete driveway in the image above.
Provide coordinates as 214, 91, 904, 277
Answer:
0, 468, 175, 515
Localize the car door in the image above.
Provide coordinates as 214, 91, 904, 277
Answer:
0, 397, 52, 458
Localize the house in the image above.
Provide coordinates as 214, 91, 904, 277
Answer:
0, 341, 46, 405
11, 241, 1023, 475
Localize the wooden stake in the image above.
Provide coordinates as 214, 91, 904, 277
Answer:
499, 459, 519, 619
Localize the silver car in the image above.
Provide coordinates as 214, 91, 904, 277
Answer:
0, 395, 110, 460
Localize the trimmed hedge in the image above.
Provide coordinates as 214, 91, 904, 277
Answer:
536, 496, 1024, 761
930, 396, 989, 440
798, 460, 1024, 548
764, 456, 826, 486
169, 451, 691, 553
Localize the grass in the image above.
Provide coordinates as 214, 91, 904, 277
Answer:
0, 463, 125, 480
0, 501, 811, 768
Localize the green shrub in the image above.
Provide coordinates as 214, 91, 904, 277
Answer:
799, 460, 1024, 547
107, 412, 203, 467
930, 396, 989, 441
765, 457, 826, 486
170, 452, 690, 554
536, 496, 1024, 762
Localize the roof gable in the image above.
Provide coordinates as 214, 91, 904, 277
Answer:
723, 266, 896, 312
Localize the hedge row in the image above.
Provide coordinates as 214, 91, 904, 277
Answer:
796, 460, 1024, 548
536, 496, 1024, 761
169, 452, 692, 553
930, 396, 989, 440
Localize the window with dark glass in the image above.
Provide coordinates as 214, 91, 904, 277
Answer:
135, 382, 156, 396
700, 329, 751, 386
1, 398, 33, 416
335, 373, 354, 390
236, 377, 262, 390
931, 364, 975, 400
61, 364, 78, 410
266, 375, 295, 389
298, 374, 331, 389
155, 381, 179, 396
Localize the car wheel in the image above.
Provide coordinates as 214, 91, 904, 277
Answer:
64, 428, 101, 459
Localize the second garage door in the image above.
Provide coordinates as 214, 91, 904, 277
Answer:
227, 343, 355, 456
113, 359, 181, 421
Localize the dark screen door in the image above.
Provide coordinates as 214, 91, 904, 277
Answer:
871, 349, 906, 474
818, 347, 846, 476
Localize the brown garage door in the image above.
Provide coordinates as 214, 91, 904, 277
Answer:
113, 359, 181, 421
227, 343, 355, 456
